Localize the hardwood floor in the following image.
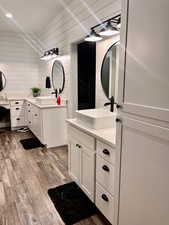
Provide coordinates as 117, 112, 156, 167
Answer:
0, 129, 108, 225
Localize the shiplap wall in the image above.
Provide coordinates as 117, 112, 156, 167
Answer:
38, 0, 121, 117
0, 32, 39, 97
38, 0, 121, 54
39, 55, 70, 99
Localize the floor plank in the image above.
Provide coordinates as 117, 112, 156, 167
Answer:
0, 129, 109, 225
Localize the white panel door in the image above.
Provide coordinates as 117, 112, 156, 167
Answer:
118, 117, 169, 225
80, 145, 95, 201
118, 0, 169, 122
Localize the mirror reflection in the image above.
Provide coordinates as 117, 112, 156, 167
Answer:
0, 71, 6, 92
52, 60, 65, 94
101, 41, 119, 99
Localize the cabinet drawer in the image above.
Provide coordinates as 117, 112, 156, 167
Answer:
96, 140, 115, 165
96, 183, 114, 224
11, 116, 25, 127
68, 125, 95, 151
10, 100, 24, 106
96, 155, 115, 195
11, 106, 25, 117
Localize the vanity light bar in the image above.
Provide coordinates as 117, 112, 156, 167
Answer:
85, 14, 121, 42
40, 48, 59, 61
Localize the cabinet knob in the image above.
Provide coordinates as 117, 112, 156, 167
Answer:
28, 110, 30, 112
15, 102, 19, 104
35, 114, 38, 117
16, 108, 20, 110
102, 194, 109, 202
103, 149, 110, 155
16, 118, 20, 121
102, 165, 110, 172
116, 118, 121, 123
116, 104, 121, 109
29, 121, 31, 124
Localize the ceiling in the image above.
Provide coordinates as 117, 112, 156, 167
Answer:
0, 0, 71, 33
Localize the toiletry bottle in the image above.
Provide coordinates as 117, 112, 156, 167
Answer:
57, 95, 61, 105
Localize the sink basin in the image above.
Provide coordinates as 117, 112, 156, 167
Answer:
76, 108, 116, 130
36, 96, 57, 105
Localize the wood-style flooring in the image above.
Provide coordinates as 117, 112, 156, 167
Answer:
0, 129, 108, 225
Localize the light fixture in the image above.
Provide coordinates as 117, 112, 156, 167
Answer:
5, 13, 13, 19
117, 17, 121, 29
85, 29, 103, 42
40, 48, 59, 61
84, 15, 121, 42
99, 21, 119, 36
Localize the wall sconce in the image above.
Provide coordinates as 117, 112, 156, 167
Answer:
40, 48, 59, 61
85, 14, 121, 42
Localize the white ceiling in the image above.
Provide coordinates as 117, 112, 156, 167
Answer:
0, 0, 71, 33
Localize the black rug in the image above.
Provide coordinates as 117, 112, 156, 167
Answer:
48, 182, 98, 225
20, 137, 44, 150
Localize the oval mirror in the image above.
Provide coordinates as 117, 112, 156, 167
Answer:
0, 71, 6, 92
52, 60, 65, 94
101, 41, 119, 99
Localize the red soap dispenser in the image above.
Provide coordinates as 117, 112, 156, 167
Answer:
57, 95, 61, 105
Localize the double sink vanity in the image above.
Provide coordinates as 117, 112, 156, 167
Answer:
8, 96, 67, 148
67, 108, 117, 224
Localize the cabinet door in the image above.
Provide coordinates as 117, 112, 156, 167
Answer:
69, 141, 80, 184
118, 0, 169, 122
119, 118, 169, 225
80, 145, 95, 201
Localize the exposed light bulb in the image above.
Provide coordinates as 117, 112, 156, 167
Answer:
5, 13, 13, 19
99, 21, 119, 36
85, 30, 102, 42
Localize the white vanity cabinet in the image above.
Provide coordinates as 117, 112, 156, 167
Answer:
67, 122, 117, 224
10, 100, 26, 129
68, 125, 95, 201
26, 100, 67, 148
95, 140, 116, 224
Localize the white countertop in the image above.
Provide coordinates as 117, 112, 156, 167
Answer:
7, 97, 67, 109
25, 98, 67, 109
67, 118, 116, 147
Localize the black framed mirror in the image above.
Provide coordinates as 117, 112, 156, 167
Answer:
101, 41, 119, 99
52, 60, 65, 94
0, 71, 6, 92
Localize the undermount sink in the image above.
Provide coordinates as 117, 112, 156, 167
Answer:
36, 96, 57, 105
76, 108, 116, 130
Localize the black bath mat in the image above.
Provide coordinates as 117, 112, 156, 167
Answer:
20, 137, 44, 150
48, 182, 98, 225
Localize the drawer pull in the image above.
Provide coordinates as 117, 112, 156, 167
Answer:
102, 165, 110, 172
15, 102, 19, 104
16, 118, 20, 121
16, 108, 20, 110
28, 104, 30, 106
102, 194, 109, 202
29, 121, 31, 124
28, 110, 30, 112
76, 144, 81, 148
103, 149, 110, 155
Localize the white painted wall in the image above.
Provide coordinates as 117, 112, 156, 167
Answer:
0, 32, 39, 98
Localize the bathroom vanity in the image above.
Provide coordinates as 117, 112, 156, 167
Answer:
9, 97, 67, 148
67, 109, 118, 225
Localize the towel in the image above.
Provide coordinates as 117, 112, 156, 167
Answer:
0, 71, 3, 91
45, 76, 51, 89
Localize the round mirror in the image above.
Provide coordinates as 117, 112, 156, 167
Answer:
0, 71, 6, 92
101, 41, 119, 99
52, 60, 65, 94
